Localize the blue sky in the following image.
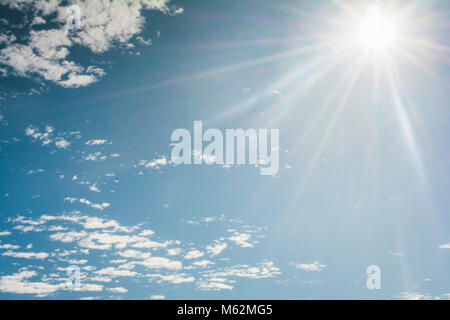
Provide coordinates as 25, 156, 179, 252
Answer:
0, 0, 449, 299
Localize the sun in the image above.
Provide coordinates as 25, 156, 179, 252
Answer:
357, 6, 398, 52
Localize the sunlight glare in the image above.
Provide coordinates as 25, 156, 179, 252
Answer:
357, 6, 398, 52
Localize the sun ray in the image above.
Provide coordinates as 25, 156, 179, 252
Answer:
84, 43, 335, 106
279, 53, 368, 227
394, 45, 449, 89
400, 36, 450, 55
265, 48, 355, 128
211, 46, 347, 124
384, 56, 426, 184
331, 0, 362, 20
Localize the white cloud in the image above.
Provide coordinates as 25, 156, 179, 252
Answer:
389, 251, 406, 256
184, 249, 204, 260
150, 294, 165, 300
192, 260, 214, 268
439, 243, 450, 249
51, 231, 88, 243
107, 287, 128, 293
55, 138, 70, 149
59, 74, 99, 88
27, 169, 46, 175
0, 244, 20, 250
25, 125, 53, 145
25, 125, 72, 149
1, 210, 271, 298
118, 249, 150, 259
0, 231, 12, 236
90, 276, 112, 283
66, 259, 87, 265
136, 36, 152, 46
166, 248, 181, 256
0, 0, 183, 88
89, 183, 101, 193
228, 232, 254, 248
78, 198, 110, 210
73, 283, 104, 292
206, 242, 227, 257
197, 261, 280, 291
31, 16, 46, 25
82, 216, 126, 231
205, 261, 280, 280
148, 273, 195, 284
197, 281, 233, 291
0, 270, 61, 296
0, 33, 16, 45
85, 139, 108, 145
2, 250, 49, 259
139, 229, 155, 237
292, 261, 326, 272
395, 291, 435, 300
137, 156, 168, 169
136, 257, 182, 270
84, 152, 107, 161
96, 267, 137, 277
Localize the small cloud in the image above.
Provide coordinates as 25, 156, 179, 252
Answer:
84, 152, 107, 161
64, 197, 110, 210
192, 260, 214, 268
136, 36, 152, 46
184, 249, 204, 260
137, 157, 167, 169
89, 183, 101, 193
241, 88, 252, 95
166, 248, 181, 256
292, 261, 326, 272
272, 89, 281, 96
0, 270, 61, 296
2, 250, 49, 259
107, 287, 128, 293
395, 291, 434, 300
55, 139, 70, 149
27, 169, 46, 175
389, 251, 406, 256
85, 139, 108, 145
228, 232, 254, 248
0, 244, 20, 250
206, 242, 227, 257
31, 16, 46, 25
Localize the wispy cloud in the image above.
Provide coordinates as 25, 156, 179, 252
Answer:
291, 261, 326, 272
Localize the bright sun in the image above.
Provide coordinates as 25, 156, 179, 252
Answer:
357, 6, 398, 52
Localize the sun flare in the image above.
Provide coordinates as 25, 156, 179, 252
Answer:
357, 6, 398, 52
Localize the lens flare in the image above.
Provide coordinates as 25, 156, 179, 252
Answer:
357, 6, 398, 52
